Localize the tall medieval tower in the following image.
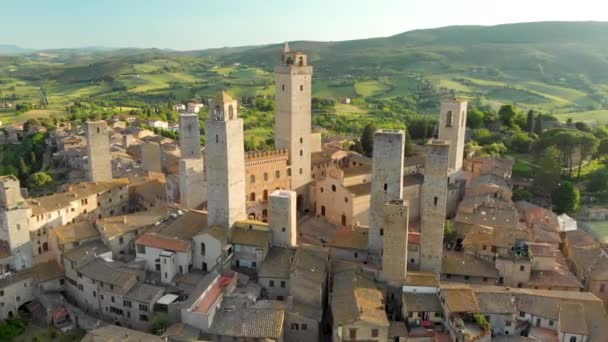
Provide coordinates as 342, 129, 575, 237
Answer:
438, 99, 468, 182
419, 140, 450, 274
86, 120, 112, 182
179, 113, 205, 209
381, 199, 409, 285
274, 42, 312, 210
205, 91, 246, 228
368, 129, 405, 256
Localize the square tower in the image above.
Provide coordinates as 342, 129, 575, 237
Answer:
369, 129, 405, 255
381, 200, 409, 285
438, 99, 467, 182
0, 176, 33, 270
268, 190, 297, 248
179, 158, 205, 209
142, 142, 162, 173
274, 43, 313, 210
179, 113, 201, 159
86, 120, 112, 182
205, 91, 246, 228
419, 140, 450, 274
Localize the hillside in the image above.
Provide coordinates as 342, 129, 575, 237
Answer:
2, 21, 608, 123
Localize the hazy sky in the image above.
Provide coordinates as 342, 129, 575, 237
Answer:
3, 0, 607, 50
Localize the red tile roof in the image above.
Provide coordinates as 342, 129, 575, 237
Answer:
136, 233, 189, 253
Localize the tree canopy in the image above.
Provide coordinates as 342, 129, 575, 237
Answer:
552, 181, 580, 214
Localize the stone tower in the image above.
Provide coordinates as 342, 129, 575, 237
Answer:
179, 113, 201, 159
179, 159, 205, 209
438, 99, 468, 182
274, 42, 313, 210
419, 140, 450, 274
0, 176, 33, 270
141, 142, 162, 173
268, 190, 297, 248
369, 129, 405, 255
205, 91, 246, 228
86, 120, 112, 182
381, 200, 409, 285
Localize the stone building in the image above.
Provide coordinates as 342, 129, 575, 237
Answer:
206, 91, 246, 229
245, 149, 290, 221
141, 141, 162, 173
274, 42, 313, 211
419, 140, 450, 274
381, 200, 409, 285
369, 130, 405, 256
0, 176, 33, 271
438, 99, 467, 182
86, 120, 113, 182
268, 190, 297, 248
179, 158, 205, 209
178, 113, 201, 159
27, 179, 129, 261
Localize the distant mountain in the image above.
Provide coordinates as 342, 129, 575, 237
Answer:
0, 44, 35, 55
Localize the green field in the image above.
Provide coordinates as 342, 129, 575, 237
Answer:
354, 80, 390, 97
554, 110, 608, 124
585, 221, 608, 243
0, 109, 67, 125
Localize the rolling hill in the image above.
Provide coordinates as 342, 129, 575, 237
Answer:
2, 21, 608, 123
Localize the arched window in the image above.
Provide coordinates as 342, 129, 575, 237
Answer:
300, 150, 303, 156
320, 187, 324, 193
298, 56, 304, 66
96, 127, 100, 134
250, 192, 256, 201
570, 336, 577, 342
446, 111, 453, 127
228, 105, 234, 120
300, 85, 303, 91
263, 190, 268, 200
201, 243, 206, 256
331, 184, 337, 192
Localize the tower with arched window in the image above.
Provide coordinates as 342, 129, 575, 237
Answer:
274, 42, 313, 211
205, 91, 246, 228
438, 99, 468, 182
86, 120, 112, 182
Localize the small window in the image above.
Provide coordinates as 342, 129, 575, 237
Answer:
520, 265, 525, 272
302, 323, 307, 330
320, 187, 324, 193
299, 168, 303, 174
519, 311, 525, 318
384, 183, 387, 191
344, 197, 348, 203
282, 84, 285, 91
331, 185, 336, 192
275, 170, 280, 178
215, 135, 219, 143
264, 172, 268, 181
300, 149, 303, 156
349, 328, 357, 339
300, 85, 303, 91
549, 320, 554, 326
280, 280, 286, 288
281, 227, 286, 232
269, 280, 274, 287
371, 328, 379, 338
446, 111, 453, 127
434, 197, 438, 205
506, 321, 512, 327
570, 337, 577, 342
300, 137, 303, 143
380, 229, 384, 236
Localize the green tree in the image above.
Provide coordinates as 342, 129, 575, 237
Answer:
472, 128, 495, 145
592, 126, 608, 140
534, 114, 543, 135
526, 110, 535, 132
598, 138, 608, 161
27, 172, 52, 190
360, 123, 376, 157
18, 158, 29, 179
552, 181, 580, 214
535, 146, 562, 194
467, 108, 484, 129
149, 313, 169, 335
588, 167, 608, 193
444, 220, 456, 244
576, 134, 599, 178
498, 104, 520, 127
511, 132, 532, 153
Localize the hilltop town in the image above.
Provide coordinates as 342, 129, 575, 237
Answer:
1, 43, 608, 342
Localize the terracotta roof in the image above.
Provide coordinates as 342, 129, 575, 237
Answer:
54, 221, 99, 245
82, 324, 164, 342
440, 285, 480, 313
230, 227, 269, 250
475, 292, 516, 314
442, 251, 499, 279
290, 245, 328, 307
329, 229, 368, 251
208, 298, 284, 339
258, 247, 294, 279
157, 210, 207, 240
331, 266, 389, 327
136, 232, 190, 253
405, 272, 439, 287
346, 174, 423, 197
559, 302, 588, 335
528, 243, 556, 258
403, 293, 442, 313
100, 208, 174, 239
311, 151, 332, 166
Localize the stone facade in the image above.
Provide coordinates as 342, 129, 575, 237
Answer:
86, 121, 112, 182
419, 140, 450, 274
381, 200, 409, 285
178, 113, 201, 159
268, 190, 297, 248
274, 44, 313, 211
245, 150, 290, 221
179, 158, 205, 209
205, 92, 246, 228
0, 176, 33, 270
369, 130, 405, 255
437, 99, 467, 181
141, 142, 162, 173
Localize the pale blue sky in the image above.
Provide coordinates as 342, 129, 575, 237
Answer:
3, 0, 607, 50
